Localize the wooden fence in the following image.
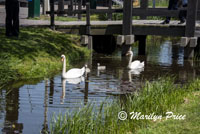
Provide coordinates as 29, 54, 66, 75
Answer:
47, 0, 200, 37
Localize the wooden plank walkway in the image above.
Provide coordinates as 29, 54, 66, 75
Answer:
55, 20, 200, 37
53, 20, 186, 26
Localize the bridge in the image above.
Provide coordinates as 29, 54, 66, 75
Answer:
47, 0, 200, 58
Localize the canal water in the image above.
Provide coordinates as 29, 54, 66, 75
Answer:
0, 37, 200, 134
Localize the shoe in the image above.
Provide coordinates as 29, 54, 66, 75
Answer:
178, 20, 185, 24
161, 20, 169, 24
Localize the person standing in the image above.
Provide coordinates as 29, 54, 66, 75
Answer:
5, 0, 20, 37
161, 0, 179, 24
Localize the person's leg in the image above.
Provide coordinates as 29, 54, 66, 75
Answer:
5, 2, 13, 36
179, 11, 186, 24
82, 0, 86, 7
168, 0, 179, 21
12, 1, 20, 37
171, 0, 178, 10
161, 0, 174, 24
178, 3, 187, 24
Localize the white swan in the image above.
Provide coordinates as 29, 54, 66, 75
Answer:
126, 51, 144, 69
61, 54, 86, 78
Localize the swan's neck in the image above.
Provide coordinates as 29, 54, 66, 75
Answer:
128, 54, 133, 68
81, 66, 86, 75
62, 59, 66, 75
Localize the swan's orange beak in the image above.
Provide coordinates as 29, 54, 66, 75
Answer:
61, 57, 64, 62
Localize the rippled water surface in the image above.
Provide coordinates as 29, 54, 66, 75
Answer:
0, 37, 200, 133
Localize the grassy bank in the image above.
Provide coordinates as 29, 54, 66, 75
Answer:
0, 28, 90, 88
49, 77, 200, 134
137, 91, 200, 134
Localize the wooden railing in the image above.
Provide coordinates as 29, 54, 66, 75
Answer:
47, 0, 199, 37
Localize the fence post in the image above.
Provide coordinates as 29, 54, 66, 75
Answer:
58, 0, 64, 16
69, 0, 74, 16
185, 0, 198, 37
108, 0, 112, 20
86, 3, 91, 35
122, 0, 133, 56
50, 0, 55, 30
198, 1, 200, 20
122, 0, 132, 35
78, 0, 82, 20
140, 0, 148, 19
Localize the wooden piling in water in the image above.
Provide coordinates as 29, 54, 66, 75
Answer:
117, 35, 125, 46
181, 37, 198, 59
194, 37, 200, 57
180, 0, 198, 59
137, 35, 147, 55
81, 35, 93, 53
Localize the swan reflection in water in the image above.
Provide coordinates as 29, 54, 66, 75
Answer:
65, 77, 85, 84
127, 68, 144, 83
129, 68, 144, 75
97, 63, 106, 76
60, 76, 85, 104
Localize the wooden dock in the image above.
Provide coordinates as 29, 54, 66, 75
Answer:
48, 0, 200, 58
55, 20, 200, 37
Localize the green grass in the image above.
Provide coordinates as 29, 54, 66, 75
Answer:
137, 92, 200, 134
30, 15, 78, 21
49, 77, 200, 134
30, 14, 100, 21
148, 0, 168, 7
0, 28, 90, 88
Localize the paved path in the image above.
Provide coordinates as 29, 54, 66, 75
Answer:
0, 5, 51, 27
0, 5, 113, 27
